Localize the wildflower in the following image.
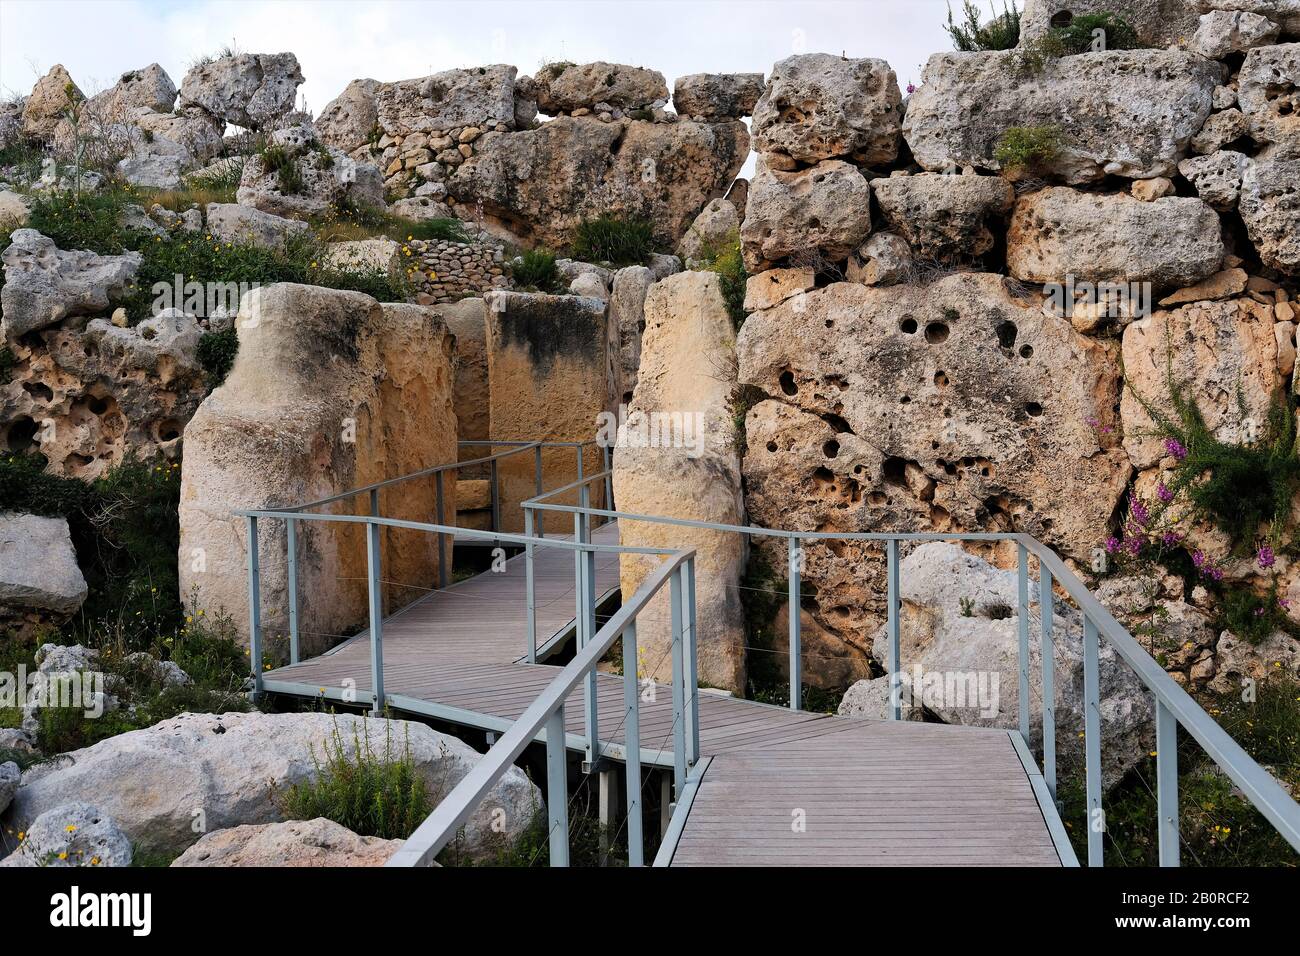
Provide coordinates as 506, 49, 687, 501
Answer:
65, 824, 77, 833
1257, 545, 1276, 570
1164, 437, 1187, 460
1156, 483, 1174, 504
1130, 499, 1150, 527
1160, 531, 1183, 547
58, 852, 68, 860
906, 82, 916, 94
1105, 535, 1121, 554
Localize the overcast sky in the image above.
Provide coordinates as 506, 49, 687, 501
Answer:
1, 0, 957, 110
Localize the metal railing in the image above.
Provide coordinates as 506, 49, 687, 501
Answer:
521, 467, 1300, 866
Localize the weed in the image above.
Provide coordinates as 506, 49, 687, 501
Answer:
694, 230, 746, 328
994, 124, 1062, 175
196, 328, 239, 388
945, 0, 1022, 51
509, 246, 565, 293
571, 215, 656, 266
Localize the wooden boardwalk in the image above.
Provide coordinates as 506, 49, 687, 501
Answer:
262, 520, 1069, 867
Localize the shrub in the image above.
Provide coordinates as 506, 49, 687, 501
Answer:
994, 124, 1062, 174
197, 328, 239, 388
278, 717, 433, 840
1047, 12, 1140, 54
258, 143, 304, 196
695, 231, 746, 328
571, 215, 656, 266
509, 246, 565, 292
945, 0, 1022, 51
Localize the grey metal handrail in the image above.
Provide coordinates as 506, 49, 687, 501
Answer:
523, 467, 1300, 865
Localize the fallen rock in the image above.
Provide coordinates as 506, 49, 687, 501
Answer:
1192, 9, 1282, 58
0, 514, 87, 633
752, 53, 902, 166
21, 64, 82, 142
1006, 188, 1224, 289
532, 61, 667, 114
1239, 156, 1300, 274
178, 51, 303, 129
1157, 268, 1248, 306
838, 675, 918, 720
904, 49, 1219, 183
869, 172, 1013, 262
677, 197, 739, 264
1179, 150, 1250, 210
0, 802, 132, 868
0, 229, 142, 342
614, 272, 746, 692
743, 267, 814, 312
171, 818, 404, 867
847, 232, 912, 286
1237, 42, 1300, 158
1131, 177, 1176, 202
740, 159, 872, 272
8, 712, 539, 861
673, 72, 765, 120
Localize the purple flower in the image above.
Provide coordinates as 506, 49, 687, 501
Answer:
1105, 536, 1121, 554
1125, 536, 1144, 557
906, 82, 916, 94
1280, 598, 1291, 610
1255, 607, 1266, 617
1130, 500, 1150, 527
1157, 483, 1174, 503
1192, 550, 1207, 569
1165, 438, 1188, 461
1258, 545, 1276, 570
1160, 531, 1183, 547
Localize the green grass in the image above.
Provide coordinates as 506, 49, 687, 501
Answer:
509, 246, 565, 293
1046, 12, 1140, 54
571, 215, 657, 266
945, 0, 1021, 51
258, 143, 304, 196
196, 328, 239, 388
994, 124, 1062, 174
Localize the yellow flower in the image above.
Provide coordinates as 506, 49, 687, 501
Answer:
65, 824, 77, 833
91, 857, 100, 866
58, 852, 68, 860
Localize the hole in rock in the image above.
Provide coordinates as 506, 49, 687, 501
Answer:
924, 322, 950, 344
779, 371, 798, 396
766, 441, 778, 452
1025, 401, 1044, 417
996, 321, 1018, 349
1019, 344, 1034, 359
934, 370, 949, 388
899, 316, 918, 334
823, 439, 840, 459
882, 456, 907, 485
22, 382, 53, 402
5, 417, 39, 453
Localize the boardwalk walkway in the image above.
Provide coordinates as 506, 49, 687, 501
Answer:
261, 520, 1070, 866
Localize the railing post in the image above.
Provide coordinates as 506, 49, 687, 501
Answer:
489, 457, 501, 534
246, 515, 263, 698
1017, 545, 1031, 743
1083, 613, 1104, 866
684, 555, 699, 766
435, 471, 449, 590
524, 507, 537, 664
366, 517, 385, 715
545, 704, 569, 867
886, 538, 901, 720
1039, 561, 1056, 801
622, 621, 644, 866
602, 442, 613, 519
286, 516, 300, 665
787, 536, 801, 711
1156, 698, 1180, 867
575, 495, 598, 763
670, 567, 687, 798
534, 445, 544, 538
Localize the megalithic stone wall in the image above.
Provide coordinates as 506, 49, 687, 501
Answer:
178, 284, 457, 653
613, 271, 747, 693
484, 291, 616, 533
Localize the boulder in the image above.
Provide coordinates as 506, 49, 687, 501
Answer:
448, 115, 748, 248
1239, 156, 1300, 274
870, 542, 1153, 788
838, 675, 918, 720
0, 803, 132, 868
132, 107, 226, 160
21, 65, 82, 142
0, 514, 88, 630
178, 51, 303, 129
752, 53, 902, 166
1237, 42, 1300, 158
171, 818, 403, 866
0, 230, 142, 342
179, 285, 458, 650
609, 266, 655, 403
1131, 177, 1175, 202
117, 150, 185, 189
8, 712, 540, 861
613, 272, 746, 692
0, 98, 23, 150
316, 78, 382, 154
1196, 2, 1300, 38
322, 237, 399, 276
532, 62, 667, 114
1006, 188, 1224, 289
1192, 9, 1282, 58
439, 298, 490, 444
847, 232, 912, 286
1179, 150, 1250, 210
742, 267, 814, 312
869, 172, 1014, 262
1191, 108, 1249, 155
1120, 298, 1284, 470
1020, 0, 1202, 48
673, 73, 765, 119
740, 159, 872, 273
1210, 629, 1300, 695
738, 274, 1131, 656
0, 189, 31, 229
677, 197, 739, 264
0, 761, 17, 816
389, 195, 453, 221
49, 64, 179, 160
904, 49, 1219, 183
236, 124, 385, 218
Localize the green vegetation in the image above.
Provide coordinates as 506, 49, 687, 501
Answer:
945, 0, 1021, 51
993, 124, 1062, 174
324, 200, 472, 244
1045, 12, 1140, 55
571, 214, 657, 266
185, 157, 244, 198
0, 346, 14, 385
509, 246, 566, 293
278, 717, 433, 840
196, 328, 239, 388
728, 383, 765, 456
694, 230, 747, 328
443, 800, 619, 866
257, 143, 304, 195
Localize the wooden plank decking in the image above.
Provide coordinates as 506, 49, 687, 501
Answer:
261, 518, 1067, 867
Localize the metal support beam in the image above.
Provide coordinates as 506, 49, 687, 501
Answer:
534, 445, 545, 537
286, 517, 299, 665
524, 508, 537, 664
1083, 613, 1104, 866
489, 457, 501, 534
886, 538, 901, 720
1039, 562, 1056, 801
598, 767, 619, 865
366, 518, 385, 714
1017, 544, 1031, 742
622, 621, 644, 866
545, 705, 569, 867
787, 536, 801, 711
435, 471, 448, 590
684, 556, 699, 766
659, 771, 672, 839
1156, 698, 1180, 867
670, 568, 687, 797
246, 515, 263, 698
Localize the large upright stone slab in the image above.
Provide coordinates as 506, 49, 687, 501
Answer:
179, 285, 458, 651
440, 297, 491, 448
613, 272, 746, 692
485, 291, 615, 532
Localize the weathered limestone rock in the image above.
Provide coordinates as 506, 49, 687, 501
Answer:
21, 65, 82, 142
614, 272, 746, 692
171, 817, 403, 867
847, 233, 912, 286
236, 123, 385, 218
1006, 188, 1224, 289
739, 274, 1131, 658
0, 803, 132, 868
533, 62, 667, 114
869, 173, 1013, 262
440, 297, 490, 446
1179, 150, 1250, 210
0, 190, 30, 229
677, 198, 739, 264
1199, 1, 1300, 38
1020, 0, 1202, 48
1158, 267, 1248, 306
1193, 9, 1282, 57
1210, 629, 1300, 695
1, 230, 142, 343
1239, 156, 1300, 274
740, 159, 872, 273
838, 675, 918, 720
870, 543, 1153, 788
179, 285, 457, 650
206, 202, 310, 251
0, 98, 24, 150
673, 73, 765, 119
49, 63, 180, 161
1237, 42, 1300, 158
132, 107, 226, 160
1131, 177, 1176, 202
0, 513, 87, 635
449, 115, 748, 248
743, 267, 814, 312
1121, 298, 1284, 470
0, 761, 17, 816
389, 195, 453, 221
1191, 108, 1249, 155
322, 237, 399, 277
117, 150, 185, 189
316, 78, 382, 153
9, 712, 540, 861
772, 601, 876, 690
609, 266, 655, 403
904, 50, 1219, 183
752, 53, 902, 166
178, 51, 303, 129
485, 291, 614, 532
